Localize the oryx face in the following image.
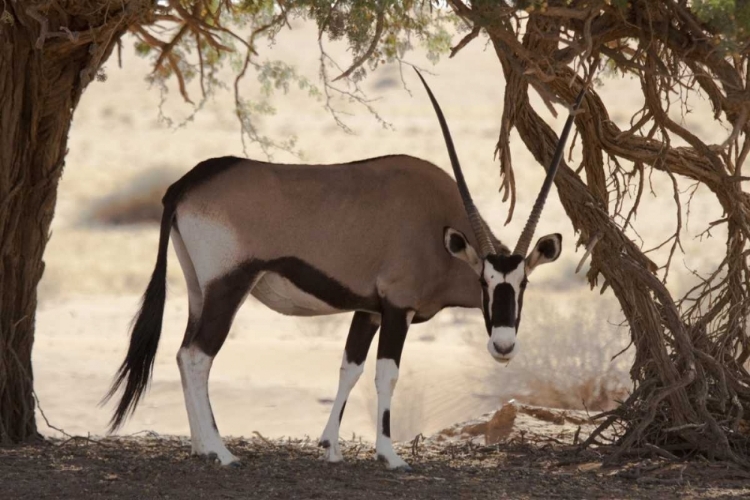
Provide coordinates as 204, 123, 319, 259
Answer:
415, 67, 582, 363
444, 228, 562, 363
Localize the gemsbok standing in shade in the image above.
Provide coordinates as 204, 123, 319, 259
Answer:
104, 69, 585, 470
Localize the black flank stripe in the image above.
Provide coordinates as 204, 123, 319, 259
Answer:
229, 257, 379, 313
264, 257, 378, 312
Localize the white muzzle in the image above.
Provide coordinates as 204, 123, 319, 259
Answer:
487, 327, 517, 362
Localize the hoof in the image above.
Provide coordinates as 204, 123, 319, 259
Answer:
319, 439, 344, 463
227, 460, 243, 469
377, 454, 412, 471
194, 451, 240, 466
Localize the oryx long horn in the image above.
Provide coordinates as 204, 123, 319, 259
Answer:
415, 69, 495, 257
512, 88, 586, 257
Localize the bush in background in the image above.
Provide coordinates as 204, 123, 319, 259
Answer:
89, 168, 175, 226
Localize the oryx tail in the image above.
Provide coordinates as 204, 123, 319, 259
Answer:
102, 198, 176, 432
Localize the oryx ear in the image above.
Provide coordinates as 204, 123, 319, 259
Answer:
525, 233, 562, 274
444, 227, 482, 275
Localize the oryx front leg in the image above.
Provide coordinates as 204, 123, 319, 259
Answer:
374, 306, 414, 471
319, 312, 380, 462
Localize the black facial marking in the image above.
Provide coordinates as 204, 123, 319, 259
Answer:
486, 253, 525, 274
448, 231, 466, 254
538, 236, 560, 260
376, 302, 410, 367
481, 284, 491, 334
492, 283, 516, 328
382, 409, 391, 438
339, 401, 347, 423
344, 312, 380, 365
319, 439, 331, 449
478, 254, 526, 333
516, 278, 528, 330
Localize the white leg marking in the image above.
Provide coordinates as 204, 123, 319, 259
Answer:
177, 346, 238, 465
319, 354, 364, 462
375, 358, 407, 470
373, 310, 414, 470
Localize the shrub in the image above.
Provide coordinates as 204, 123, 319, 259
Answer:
89, 168, 175, 226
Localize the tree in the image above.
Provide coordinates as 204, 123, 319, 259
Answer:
1, 0, 749, 468
0, 0, 447, 444
0, 0, 147, 443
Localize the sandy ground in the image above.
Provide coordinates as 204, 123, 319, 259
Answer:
31, 19, 734, 446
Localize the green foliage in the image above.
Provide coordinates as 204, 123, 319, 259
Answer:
304, 0, 455, 74
132, 0, 456, 157
610, 0, 629, 9
694, 0, 750, 39
134, 41, 151, 56
423, 24, 452, 64
256, 61, 321, 99
131, 0, 750, 159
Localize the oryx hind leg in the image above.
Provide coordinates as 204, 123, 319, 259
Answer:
319, 311, 380, 462
174, 230, 258, 465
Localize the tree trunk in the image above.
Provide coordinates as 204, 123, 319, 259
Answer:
0, 2, 137, 444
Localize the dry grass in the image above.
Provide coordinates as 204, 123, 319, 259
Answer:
487, 294, 632, 412
517, 362, 630, 412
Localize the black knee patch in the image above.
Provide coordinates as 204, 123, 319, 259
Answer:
339, 401, 347, 423
382, 409, 391, 438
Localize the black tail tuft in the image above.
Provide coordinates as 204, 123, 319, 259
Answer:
102, 202, 175, 433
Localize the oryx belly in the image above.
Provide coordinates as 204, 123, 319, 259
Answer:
251, 272, 341, 316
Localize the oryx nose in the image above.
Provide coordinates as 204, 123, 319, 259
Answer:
493, 341, 515, 355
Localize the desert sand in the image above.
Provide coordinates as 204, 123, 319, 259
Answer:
32, 20, 730, 446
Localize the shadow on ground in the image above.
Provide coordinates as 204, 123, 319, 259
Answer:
2, 436, 750, 499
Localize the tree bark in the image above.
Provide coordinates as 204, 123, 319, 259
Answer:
0, 1, 140, 444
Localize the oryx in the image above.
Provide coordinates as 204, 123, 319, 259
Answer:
104, 70, 584, 470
